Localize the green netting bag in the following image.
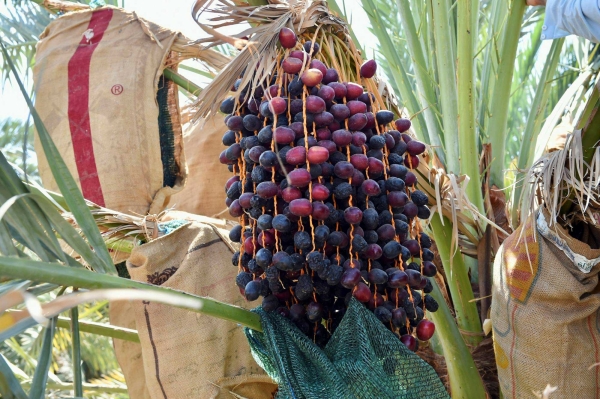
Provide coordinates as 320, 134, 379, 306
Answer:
245, 298, 450, 399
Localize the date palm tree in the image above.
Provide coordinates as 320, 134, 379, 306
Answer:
0, 0, 596, 398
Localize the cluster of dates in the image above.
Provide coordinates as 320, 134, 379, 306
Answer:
219, 27, 437, 349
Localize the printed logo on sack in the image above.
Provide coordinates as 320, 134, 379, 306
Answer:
111, 84, 123, 95
83, 29, 95, 43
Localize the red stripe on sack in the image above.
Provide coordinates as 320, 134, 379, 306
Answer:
508, 269, 532, 282
507, 285, 523, 299
67, 8, 113, 206
588, 316, 600, 398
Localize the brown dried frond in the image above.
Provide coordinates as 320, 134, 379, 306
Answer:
521, 130, 600, 229
190, 0, 347, 120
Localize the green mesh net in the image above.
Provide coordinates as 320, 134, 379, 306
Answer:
245, 298, 450, 399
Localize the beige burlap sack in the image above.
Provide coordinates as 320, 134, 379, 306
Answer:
32, 9, 188, 397
167, 116, 233, 220
33, 6, 186, 216
109, 301, 152, 399
492, 212, 600, 398
126, 221, 276, 399
31, 7, 239, 397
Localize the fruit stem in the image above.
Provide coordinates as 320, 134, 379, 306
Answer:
163, 68, 202, 97
457, 0, 485, 219
430, 0, 460, 175
430, 216, 483, 347
428, 280, 487, 398
487, 0, 526, 189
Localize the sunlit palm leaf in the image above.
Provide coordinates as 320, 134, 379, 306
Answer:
0, 2, 52, 82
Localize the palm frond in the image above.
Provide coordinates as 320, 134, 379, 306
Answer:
0, 1, 53, 82
0, 119, 38, 182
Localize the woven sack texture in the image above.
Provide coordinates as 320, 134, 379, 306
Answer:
126, 221, 276, 399
167, 116, 234, 220
33, 6, 186, 216
246, 298, 450, 399
109, 301, 152, 399
492, 212, 600, 398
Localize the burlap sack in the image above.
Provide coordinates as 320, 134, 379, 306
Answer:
167, 116, 233, 220
126, 221, 276, 399
32, 9, 189, 397
109, 301, 152, 399
492, 211, 600, 398
33, 6, 186, 216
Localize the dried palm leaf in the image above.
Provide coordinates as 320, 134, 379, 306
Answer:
522, 129, 600, 229
190, 0, 398, 120
32, 0, 89, 13
29, 183, 180, 257
533, 65, 600, 161
170, 37, 231, 70
521, 68, 600, 223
